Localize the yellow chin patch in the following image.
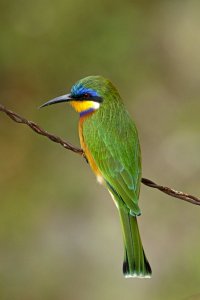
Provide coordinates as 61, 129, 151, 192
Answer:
70, 101, 100, 113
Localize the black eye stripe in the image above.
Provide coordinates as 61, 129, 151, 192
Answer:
90, 96, 103, 103
72, 93, 103, 103
77, 93, 92, 99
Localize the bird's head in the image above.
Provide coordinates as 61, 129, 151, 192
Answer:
40, 76, 121, 116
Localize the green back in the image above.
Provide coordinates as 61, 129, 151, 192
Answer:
82, 81, 141, 215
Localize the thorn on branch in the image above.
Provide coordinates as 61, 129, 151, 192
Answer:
0, 103, 200, 206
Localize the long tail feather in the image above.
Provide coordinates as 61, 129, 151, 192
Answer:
119, 207, 152, 278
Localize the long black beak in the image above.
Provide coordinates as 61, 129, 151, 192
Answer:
39, 94, 72, 108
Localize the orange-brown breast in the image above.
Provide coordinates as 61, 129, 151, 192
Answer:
79, 116, 103, 182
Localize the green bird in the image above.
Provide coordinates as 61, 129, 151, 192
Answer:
40, 75, 152, 278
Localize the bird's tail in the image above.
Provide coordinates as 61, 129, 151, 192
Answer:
119, 207, 152, 278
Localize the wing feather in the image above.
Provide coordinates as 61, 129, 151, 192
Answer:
83, 104, 141, 215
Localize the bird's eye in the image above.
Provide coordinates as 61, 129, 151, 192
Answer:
83, 93, 90, 98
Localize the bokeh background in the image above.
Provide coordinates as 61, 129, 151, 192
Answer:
0, 0, 200, 299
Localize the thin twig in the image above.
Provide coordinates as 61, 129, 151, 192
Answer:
0, 104, 84, 156
141, 178, 200, 206
0, 103, 200, 206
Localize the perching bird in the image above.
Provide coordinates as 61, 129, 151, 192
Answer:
40, 75, 152, 278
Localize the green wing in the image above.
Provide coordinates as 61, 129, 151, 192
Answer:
83, 104, 142, 216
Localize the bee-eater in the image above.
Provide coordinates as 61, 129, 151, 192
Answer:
40, 75, 152, 278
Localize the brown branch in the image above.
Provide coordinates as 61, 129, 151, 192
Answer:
1, 103, 200, 206
0, 104, 84, 156
141, 178, 200, 206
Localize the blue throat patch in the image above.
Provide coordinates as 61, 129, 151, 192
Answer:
80, 108, 95, 117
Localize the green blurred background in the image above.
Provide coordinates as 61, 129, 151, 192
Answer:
0, 0, 200, 299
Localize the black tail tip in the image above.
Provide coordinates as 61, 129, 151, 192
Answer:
123, 259, 152, 278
